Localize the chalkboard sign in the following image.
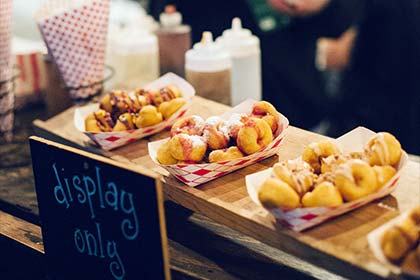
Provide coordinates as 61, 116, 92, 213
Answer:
30, 136, 170, 280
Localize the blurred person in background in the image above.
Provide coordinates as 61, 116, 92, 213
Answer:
148, 0, 419, 154
314, 0, 420, 154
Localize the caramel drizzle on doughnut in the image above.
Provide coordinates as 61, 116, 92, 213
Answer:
94, 111, 114, 132
374, 133, 391, 165
119, 114, 134, 130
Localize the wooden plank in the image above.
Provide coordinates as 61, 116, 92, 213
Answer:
1, 205, 341, 280
33, 95, 420, 279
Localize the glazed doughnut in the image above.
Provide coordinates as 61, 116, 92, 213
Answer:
135, 105, 163, 128
335, 159, 378, 201
156, 140, 178, 165
365, 132, 402, 166
224, 113, 249, 139
373, 165, 397, 189
85, 109, 114, 132
272, 159, 316, 196
302, 181, 343, 207
381, 216, 419, 261
258, 178, 301, 209
158, 97, 186, 119
170, 115, 205, 137
237, 118, 273, 155
203, 116, 230, 150
302, 140, 341, 174
113, 113, 136, 131
169, 133, 207, 162
209, 146, 244, 163
251, 101, 280, 133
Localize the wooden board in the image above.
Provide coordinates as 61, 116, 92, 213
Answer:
29, 137, 170, 280
33, 96, 420, 279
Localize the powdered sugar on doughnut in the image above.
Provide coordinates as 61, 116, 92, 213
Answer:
205, 116, 223, 126
189, 135, 206, 148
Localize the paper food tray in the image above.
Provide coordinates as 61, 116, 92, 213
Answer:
246, 127, 408, 231
148, 99, 289, 187
367, 207, 420, 277
74, 73, 195, 150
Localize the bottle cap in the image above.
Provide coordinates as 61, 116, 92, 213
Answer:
216, 17, 260, 57
185, 31, 231, 72
159, 5, 182, 27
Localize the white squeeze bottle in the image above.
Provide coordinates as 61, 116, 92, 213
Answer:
108, 27, 159, 90
185, 31, 232, 105
216, 18, 262, 106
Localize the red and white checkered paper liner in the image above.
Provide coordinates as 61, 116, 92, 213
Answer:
246, 127, 409, 232
35, 0, 110, 100
75, 73, 195, 150
367, 207, 420, 277
148, 99, 290, 187
0, 0, 14, 141
0, 0, 13, 81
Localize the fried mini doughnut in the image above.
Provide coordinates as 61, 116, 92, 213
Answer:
373, 165, 397, 189
100, 90, 139, 118
113, 113, 136, 131
315, 172, 335, 185
302, 140, 341, 174
209, 146, 244, 163
159, 85, 182, 101
335, 159, 378, 201
302, 181, 344, 207
401, 244, 420, 274
135, 88, 164, 106
135, 105, 163, 128
156, 140, 178, 165
85, 109, 114, 132
321, 154, 349, 174
203, 116, 230, 150
381, 217, 419, 262
272, 159, 316, 196
258, 178, 301, 210
170, 115, 205, 137
237, 118, 273, 155
365, 132, 402, 166
408, 206, 420, 225
169, 133, 207, 162
251, 101, 280, 133
158, 97, 186, 119
224, 113, 249, 139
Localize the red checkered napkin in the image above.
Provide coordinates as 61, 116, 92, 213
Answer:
148, 100, 290, 187
35, 0, 110, 100
246, 127, 409, 232
74, 73, 195, 150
